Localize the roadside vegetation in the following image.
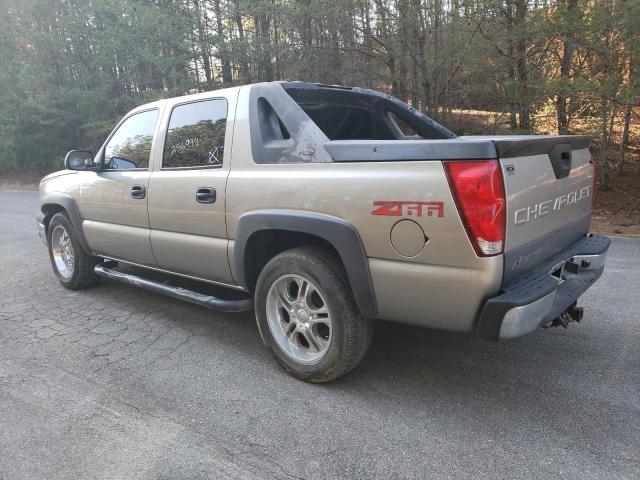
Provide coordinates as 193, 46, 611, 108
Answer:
0, 0, 638, 232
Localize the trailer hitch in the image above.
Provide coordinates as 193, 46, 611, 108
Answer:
546, 302, 584, 329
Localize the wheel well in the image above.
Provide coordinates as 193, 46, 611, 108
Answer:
41, 204, 67, 231
243, 230, 342, 292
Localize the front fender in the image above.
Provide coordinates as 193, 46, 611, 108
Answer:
40, 193, 92, 255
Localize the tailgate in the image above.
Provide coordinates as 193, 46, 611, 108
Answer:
492, 135, 593, 281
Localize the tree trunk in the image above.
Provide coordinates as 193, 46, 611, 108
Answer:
193, 0, 212, 88
555, 0, 577, 135
299, 0, 312, 80
599, 97, 611, 191
255, 13, 273, 82
232, 1, 251, 84
506, 0, 518, 129
374, 0, 399, 96
213, 0, 232, 86
618, 57, 635, 176
614, 101, 630, 175
514, 0, 530, 130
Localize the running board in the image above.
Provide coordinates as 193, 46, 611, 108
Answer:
94, 262, 253, 312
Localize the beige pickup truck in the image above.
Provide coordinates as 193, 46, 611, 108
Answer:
37, 81, 610, 382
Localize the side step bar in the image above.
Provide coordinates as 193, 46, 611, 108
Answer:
94, 262, 253, 312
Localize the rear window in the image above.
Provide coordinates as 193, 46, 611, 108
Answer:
388, 111, 423, 138
297, 104, 375, 140
283, 83, 454, 141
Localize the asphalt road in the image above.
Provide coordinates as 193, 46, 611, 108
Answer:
0, 190, 638, 480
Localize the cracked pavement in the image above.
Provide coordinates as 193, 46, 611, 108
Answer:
0, 190, 639, 479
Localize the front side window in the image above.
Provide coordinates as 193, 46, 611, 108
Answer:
163, 99, 228, 169
104, 109, 158, 170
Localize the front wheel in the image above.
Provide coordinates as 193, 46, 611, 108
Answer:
254, 247, 373, 383
47, 212, 99, 290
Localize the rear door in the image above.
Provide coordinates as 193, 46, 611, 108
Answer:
80, 108, 160, 266
493, 135, 594, 280
147, 94, 236, 285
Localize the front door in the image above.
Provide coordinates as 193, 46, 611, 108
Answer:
80, 108, 160, 266
147, 97, 234, 285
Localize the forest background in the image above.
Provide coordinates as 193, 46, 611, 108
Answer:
1, 0, 638, 232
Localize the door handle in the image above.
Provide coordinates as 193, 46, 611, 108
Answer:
196, 187, 216, 204
130, 185, 146, 199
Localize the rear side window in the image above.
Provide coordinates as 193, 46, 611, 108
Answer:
163, 99, 227, 169
104, 109, 158, 170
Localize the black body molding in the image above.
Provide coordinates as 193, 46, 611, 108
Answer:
493, 135, 592, 158
40, 193, 92, 255
234, 210, 378, 319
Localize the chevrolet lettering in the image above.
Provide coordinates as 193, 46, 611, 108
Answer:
514, 185, 592, 226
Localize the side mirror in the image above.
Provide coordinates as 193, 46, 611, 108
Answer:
64, 150, 94, 170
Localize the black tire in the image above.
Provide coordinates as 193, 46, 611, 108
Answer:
254, 246, 373, 383
47, 212, 99, 290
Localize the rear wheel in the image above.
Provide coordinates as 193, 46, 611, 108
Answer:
254, 247, 373, 383
47, 212, 99, 290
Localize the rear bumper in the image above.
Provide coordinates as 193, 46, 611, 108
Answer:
36, 212, 47, 246
477, 234, 611, 340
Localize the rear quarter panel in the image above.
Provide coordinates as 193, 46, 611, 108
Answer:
227, 87, 502, 331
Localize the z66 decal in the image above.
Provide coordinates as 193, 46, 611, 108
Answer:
372, 200, 444, 218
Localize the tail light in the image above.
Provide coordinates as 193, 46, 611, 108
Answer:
444, 160, 505, 256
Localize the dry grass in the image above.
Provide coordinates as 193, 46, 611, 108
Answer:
590, 171, 640, 237
0, 172, 41, 190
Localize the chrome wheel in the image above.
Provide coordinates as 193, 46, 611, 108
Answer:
266, 274, 332, 364
51, 225, 75, 280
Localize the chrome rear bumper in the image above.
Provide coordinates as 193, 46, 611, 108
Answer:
477, 234, 611, 340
